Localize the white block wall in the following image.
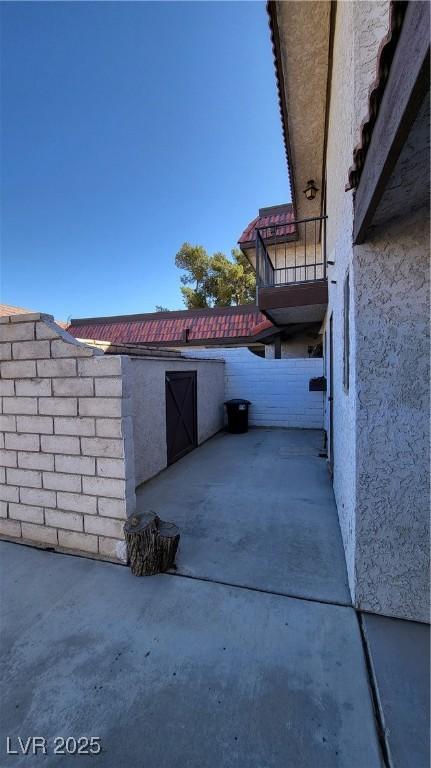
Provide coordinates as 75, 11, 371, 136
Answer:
0, 313, 136, 563
184, 348, 324, 428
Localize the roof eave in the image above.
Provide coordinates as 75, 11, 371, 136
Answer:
77, 335, 266, 348
267, 1, 297, 216
267, 1, 332, 222
69, 303, 259, 327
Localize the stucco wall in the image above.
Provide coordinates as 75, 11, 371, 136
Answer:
354, 209, 430, 621
326, 0, 430, 621
352, 1, 390, 147
186, 348, 324, 429
126, 357, 224, 487
0, 313, 136, 563
265, 338, 317, 359
325, 0, 357, 596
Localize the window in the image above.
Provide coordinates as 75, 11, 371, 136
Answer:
343, 272, 350, 391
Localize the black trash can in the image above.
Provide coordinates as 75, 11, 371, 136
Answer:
225, 399, 251, 434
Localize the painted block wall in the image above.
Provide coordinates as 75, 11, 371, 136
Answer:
126, 356, 225, 487
185, 348, 324, 429
264, 338, 317, 359
0, 313, 136, 563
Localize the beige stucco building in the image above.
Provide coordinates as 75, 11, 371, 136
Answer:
244, 1, 430, 623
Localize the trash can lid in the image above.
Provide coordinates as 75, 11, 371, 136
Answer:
224, 398, 251, 405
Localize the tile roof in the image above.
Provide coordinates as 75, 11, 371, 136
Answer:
238, 203, 295, 246
67, 305, 274, 346
346, 1, 407, 190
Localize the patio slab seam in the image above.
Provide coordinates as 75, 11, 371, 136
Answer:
357, 613, 391, 768
0, 537, 353, 610
165, 569, 353, 609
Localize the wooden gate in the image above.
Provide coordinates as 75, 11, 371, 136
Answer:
165, 371, 197, 465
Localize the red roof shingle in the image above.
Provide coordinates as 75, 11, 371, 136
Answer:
67, 305, 274, 346
346, 1, 407, 190
238, 203, 295, 246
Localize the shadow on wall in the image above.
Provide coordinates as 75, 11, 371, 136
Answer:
125, 356, 225, 487
184, 348, 324, 429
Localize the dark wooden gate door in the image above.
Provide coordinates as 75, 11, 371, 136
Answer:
166, 371, 197, 465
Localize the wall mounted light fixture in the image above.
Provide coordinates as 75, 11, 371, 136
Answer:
303, 179, 318, 201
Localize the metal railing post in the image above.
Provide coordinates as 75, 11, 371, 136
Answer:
255, 215, 327, 288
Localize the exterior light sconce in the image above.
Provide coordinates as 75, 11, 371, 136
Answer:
327, 260, 335, 266
303, 179, 318, 201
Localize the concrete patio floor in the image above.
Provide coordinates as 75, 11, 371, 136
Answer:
137, 429, 351, 605
2, 428, 427, 767
1, 542, 383, 768
362, 613, 430, 768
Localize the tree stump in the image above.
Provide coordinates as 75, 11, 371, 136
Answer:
124, 511, 180, 576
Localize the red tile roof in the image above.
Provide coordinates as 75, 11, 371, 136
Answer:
67, 305, 274, 346
238, 203, 295, 246
346, 1, 407, 190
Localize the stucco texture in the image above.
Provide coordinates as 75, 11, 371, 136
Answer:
276, 0, 331, 221
325, 0, 357, 596
352, 1, 390, 147
126, 357, 224, 487
354, 209, 430, 622
325, 1, 429, 621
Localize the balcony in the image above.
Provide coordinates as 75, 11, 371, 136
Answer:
255, 215, 328, 326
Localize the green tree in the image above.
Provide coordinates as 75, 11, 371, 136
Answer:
155, 305, 170, 312
175, 244, 211, 309
175, 243, 256, 308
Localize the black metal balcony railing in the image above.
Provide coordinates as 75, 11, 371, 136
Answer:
255, 215, 327, 288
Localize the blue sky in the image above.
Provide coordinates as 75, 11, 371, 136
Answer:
1, 1, 289, 320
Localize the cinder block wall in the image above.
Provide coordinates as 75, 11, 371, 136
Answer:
185, 348, 324, 429
0, 313, 136, 563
